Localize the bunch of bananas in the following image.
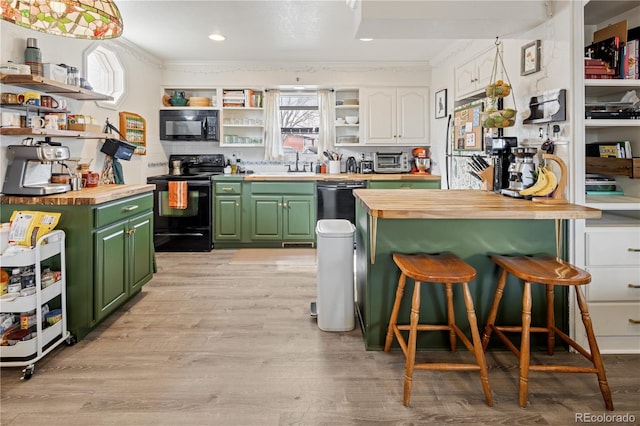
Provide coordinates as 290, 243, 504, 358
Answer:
520, 166, 558, 197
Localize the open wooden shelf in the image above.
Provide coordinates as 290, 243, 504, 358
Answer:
1, 74, 113, 101
585, 157, 640, 179
0, 127, 112, 139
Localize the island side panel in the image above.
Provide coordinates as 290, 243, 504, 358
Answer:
355, 205, 564, 351
1, 204, 95, 340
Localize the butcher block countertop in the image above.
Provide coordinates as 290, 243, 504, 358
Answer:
354, 189, 602, 220
0, 184, 155, 206
239, 173, 441, 181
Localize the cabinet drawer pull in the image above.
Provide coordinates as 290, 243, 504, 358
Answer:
629, 284, 640, 289
628, 248, 640, 252
122, 205, 139, 212
629, 319, 640, 325
222, 187, 233, 192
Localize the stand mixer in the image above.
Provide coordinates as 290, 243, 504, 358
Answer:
2, 141, 71, 195
501, 147, 537, 198
412, 147, 431, 174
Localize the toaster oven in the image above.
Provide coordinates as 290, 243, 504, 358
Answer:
373, 152, 411, 173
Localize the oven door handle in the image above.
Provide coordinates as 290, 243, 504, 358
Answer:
155, 232, 205, 237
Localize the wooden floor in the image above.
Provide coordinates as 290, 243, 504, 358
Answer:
1, 249, 638, 425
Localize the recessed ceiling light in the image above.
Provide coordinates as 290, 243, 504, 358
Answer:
208, 34, 226, 41
359, 38, 373, 42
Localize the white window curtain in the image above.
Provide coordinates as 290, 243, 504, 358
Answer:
317, 89, 336, 160
263, 89, 283, 161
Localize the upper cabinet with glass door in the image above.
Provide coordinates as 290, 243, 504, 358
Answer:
334, 88, 360, 146
220, 88, 264, 147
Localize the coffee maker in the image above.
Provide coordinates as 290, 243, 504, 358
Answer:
2, 142, 71, 195
485, 137, 517, 193
501, 146, 538, 198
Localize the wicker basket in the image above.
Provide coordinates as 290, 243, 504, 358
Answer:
481, 109, 517, 128
485, 83, 511, 98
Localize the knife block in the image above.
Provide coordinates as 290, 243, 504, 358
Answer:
478, 166, 494, 191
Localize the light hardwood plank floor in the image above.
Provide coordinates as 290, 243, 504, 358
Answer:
1, 249, 638, 426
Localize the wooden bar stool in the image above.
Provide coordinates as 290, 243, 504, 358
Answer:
482, 254, 613, 410
384, 252, 493, 407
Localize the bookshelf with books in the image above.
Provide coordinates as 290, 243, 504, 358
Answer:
220, 88, 264, 147
571, 0, 640, 355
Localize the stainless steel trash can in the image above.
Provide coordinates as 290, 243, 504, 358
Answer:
315, 219, 355, 331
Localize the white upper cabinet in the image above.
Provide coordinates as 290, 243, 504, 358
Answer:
454, 46, 498, 100
361, 87, 429, 145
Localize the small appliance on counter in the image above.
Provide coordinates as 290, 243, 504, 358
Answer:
359, 160, 373, 174
2, 140, 71, 195
345, 156, 358, 173
501, 146, 537, 198
411, 147, 431, 174
373, 152, 411, 173
485, 137, 517, 193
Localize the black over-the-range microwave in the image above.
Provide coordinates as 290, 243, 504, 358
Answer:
159, 109, 219, 141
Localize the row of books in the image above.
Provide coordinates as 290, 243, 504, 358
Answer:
586, 141, 633, 159
584, 25, 639, 79
585, 174, 622, 195
222, 89, 262, 108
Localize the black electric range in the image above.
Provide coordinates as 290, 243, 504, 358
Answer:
147, 154, 225, 252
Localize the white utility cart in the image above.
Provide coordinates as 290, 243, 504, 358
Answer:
0, 230, 73, 380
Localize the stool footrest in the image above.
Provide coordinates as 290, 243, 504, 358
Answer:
398, 324, 451, 332
529, 365, 599, 374
414, 363, 481, 371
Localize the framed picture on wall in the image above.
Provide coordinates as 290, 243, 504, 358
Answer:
521, 40, 541, 75
435, 89, 447, 119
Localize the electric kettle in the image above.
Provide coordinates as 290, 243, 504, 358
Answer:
346, 156, 357, 173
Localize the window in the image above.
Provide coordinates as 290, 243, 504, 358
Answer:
84, 44, 125, 107
280, 91, 319, 155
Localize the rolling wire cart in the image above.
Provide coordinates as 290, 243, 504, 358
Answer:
0, 230, 74, 380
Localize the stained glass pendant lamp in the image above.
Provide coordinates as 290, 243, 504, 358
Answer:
1, 0, 123, 39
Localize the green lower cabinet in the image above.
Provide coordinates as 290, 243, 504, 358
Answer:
250, 196, 283, 240
214, 195, 242, 241
94, 211, 153, 322
249, 195, 315, 242
248, 182, 316, 245
95, 222, 128, 320
282, 196, 315, 240
0, 193, 154, 341
368, 180, 441, 189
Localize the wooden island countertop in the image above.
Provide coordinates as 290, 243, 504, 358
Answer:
353, 189, 602, 220
0, 184, 155, 206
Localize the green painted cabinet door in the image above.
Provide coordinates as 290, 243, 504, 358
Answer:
283, 196, 315, 240
129, 211, 153, 294
94, 221, 128, 321
368, 180, 440, 189
215, 195, 242, 240
94, 211, 153, 321
250, 196, 282, 240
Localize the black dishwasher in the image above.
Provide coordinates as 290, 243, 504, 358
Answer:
316, 180, 367, 225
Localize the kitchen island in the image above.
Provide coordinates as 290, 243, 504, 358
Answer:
1, 184, 155, 341
353, 189, 601, 351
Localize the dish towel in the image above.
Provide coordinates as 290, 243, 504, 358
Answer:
168, 181, 188, 209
